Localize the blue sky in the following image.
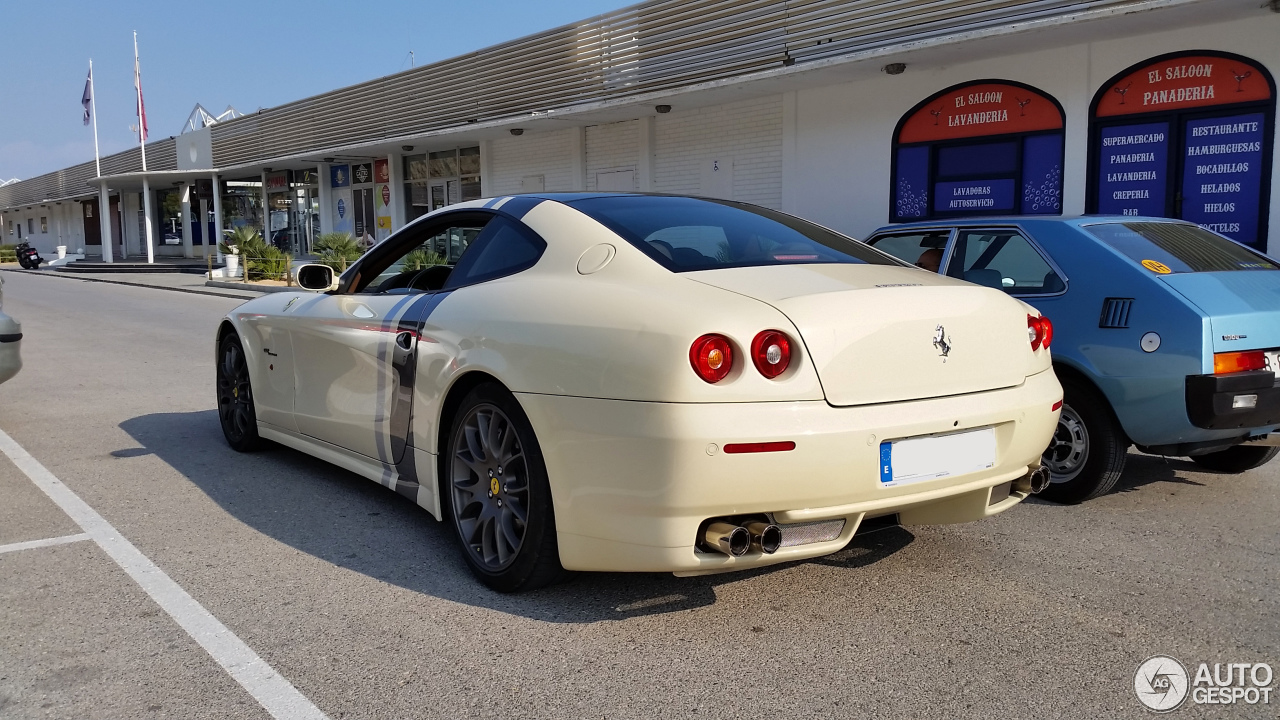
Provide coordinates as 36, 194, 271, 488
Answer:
0, 0, 631, 182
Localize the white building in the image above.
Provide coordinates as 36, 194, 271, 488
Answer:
2, 0, 1277, 260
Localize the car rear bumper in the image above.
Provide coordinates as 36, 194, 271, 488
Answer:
0, 314, 20, 385
516, 368, 1061, 574
1186, 371, 1280, 431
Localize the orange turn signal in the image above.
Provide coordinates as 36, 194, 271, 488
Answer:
1213, 351, 1266, 374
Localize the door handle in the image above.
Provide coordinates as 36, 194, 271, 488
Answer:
395, 331, 414, 350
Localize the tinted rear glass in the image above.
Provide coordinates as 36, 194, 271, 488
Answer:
568, 195, 899, 272
1084, 222, 1277, 273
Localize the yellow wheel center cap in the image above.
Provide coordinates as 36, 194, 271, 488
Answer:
490, 477, 500, 496
233, 388, 238, 398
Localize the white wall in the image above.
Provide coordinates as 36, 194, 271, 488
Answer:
585, 120, 640, 191
479, 13, 1279, 252
654, 95, 784, 208
489, 129, 576, 195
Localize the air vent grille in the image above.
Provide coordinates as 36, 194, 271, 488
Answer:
1099, 297, 1133, 328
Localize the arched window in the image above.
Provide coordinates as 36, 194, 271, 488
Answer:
1088, 50, 1275, 250
892, 80, 1065, 222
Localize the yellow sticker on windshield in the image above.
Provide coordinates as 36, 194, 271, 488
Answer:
1141, 259, 1172, 274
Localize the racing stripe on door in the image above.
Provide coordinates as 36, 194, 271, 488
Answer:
388, 291, 453, 500
372, 294, 425, 489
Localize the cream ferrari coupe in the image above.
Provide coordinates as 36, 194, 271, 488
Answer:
216, 194, 1060, 592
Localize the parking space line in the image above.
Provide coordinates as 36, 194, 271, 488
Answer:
0, 428, 330, 720
0, 532, 91, 555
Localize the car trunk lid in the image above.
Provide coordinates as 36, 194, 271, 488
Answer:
1160, 271, 1280, 354
687, 264, 1030, 406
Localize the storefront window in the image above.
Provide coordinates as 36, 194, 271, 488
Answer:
892, 81, 1065, 221
221, 179, 264, 238
405, 146, 482, 223
1088, 51, 1275, 250
157, 190, 183, 246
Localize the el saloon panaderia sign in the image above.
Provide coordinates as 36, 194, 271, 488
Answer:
1093, 53, 1273, 248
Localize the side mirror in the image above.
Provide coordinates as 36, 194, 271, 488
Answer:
295, 264, 336, 291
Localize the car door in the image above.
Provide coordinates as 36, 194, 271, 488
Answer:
289, 214, 491, 463
942, 228, 1066, 298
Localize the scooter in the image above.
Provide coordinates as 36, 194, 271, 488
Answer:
15, 242, 43, 270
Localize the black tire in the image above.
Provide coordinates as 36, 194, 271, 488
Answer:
443, 382, 563, 592
1039, 377, 1128, 504
1190, 445, 1280, 473
216, 333, 265, 452
17, 256, 30, 269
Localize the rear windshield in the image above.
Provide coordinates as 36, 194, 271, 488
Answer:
1084, 222, 1277, 273
568, 195, 900, 272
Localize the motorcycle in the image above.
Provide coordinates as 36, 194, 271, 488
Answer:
16, 242, 43, 270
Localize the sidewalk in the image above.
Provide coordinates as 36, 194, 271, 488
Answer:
0, 265, 265, 301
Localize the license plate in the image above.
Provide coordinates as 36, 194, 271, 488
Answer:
879, 427, 996, 487
1265, 350, 1280, 378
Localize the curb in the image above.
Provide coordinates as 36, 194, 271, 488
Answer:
0, 267, 262, 301
204, 280, 314, 295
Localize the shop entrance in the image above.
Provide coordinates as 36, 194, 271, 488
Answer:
1089, 51, 1275, 250
891, 80, 1065, 222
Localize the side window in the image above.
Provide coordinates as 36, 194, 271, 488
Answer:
867, 231, 952, 272
359, 220, 489, 294
444, 217, 546, 289
946, 230, 1063, 294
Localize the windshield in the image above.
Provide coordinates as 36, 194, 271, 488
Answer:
568, 195, 900, 272
1084, 222, 1277, 273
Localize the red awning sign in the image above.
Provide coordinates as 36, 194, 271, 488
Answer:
898, 82, 1063, 144
1095, 55, 1271, 117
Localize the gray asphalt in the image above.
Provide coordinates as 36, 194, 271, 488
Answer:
0, 270, 1276, 719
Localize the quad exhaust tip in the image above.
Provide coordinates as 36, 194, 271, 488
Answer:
745, 521, 782, 554
704, 522, 752, 557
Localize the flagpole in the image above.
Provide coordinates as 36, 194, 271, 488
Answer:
135, 31, 154, 264
88, 58, 114, 263
89, 59, 101, 179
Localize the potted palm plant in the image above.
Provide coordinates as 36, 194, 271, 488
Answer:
219, 227, 260, 278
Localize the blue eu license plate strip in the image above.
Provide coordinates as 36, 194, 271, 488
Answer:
879, 442, 893, 484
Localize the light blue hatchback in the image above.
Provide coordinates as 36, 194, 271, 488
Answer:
865, 217, 1280, 503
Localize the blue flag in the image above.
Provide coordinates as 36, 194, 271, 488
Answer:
82, 68, 92, 126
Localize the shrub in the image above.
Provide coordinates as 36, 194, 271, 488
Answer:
245, 245, 291, 282
313, 232, 364, 271
219, 226, 266, 257
401, 247, 446, 271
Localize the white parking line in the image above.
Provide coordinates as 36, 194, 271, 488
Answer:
0, 532, 92, 555
0, 428, 330, 720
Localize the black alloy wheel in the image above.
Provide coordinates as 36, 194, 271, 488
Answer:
445, 382, 562, 592
217, 333, 264, 452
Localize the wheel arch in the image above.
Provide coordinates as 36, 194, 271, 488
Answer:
434, 370, 507, 494
1051, 360, 1131, 446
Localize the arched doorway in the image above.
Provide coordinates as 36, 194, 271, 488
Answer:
1088, 50, 1275, 249
891, 80, 1065, 222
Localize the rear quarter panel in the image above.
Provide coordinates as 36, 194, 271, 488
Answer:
1025, 220, 1211, 445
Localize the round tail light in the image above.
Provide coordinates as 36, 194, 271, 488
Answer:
690, 334, 734, 383
750, 330, 792, 379
1028, 314, 1053, 351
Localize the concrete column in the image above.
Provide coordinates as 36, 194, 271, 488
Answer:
569, 127, 586, 191
180, 182, 194, 258
54, 205, 64, 252
199, 198, 211, 258
317, 163, 333, 236
637, 116, 655, 191
260, 170, 270, 242
97, 181, 113, 263
387, 154, 405, 231
479, 140, 494, 198
211, 173, 224, 263
141, 177, 154, 263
